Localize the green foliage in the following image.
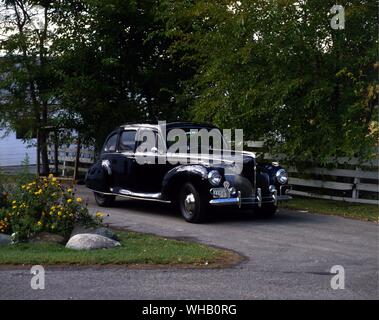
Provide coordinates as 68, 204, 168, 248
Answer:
0, 175, 101, 241
16, 153, 35, 186
0, 168, 11, 209
52, 0, 193, 148
280, 196, 378, 222
1, 0, 377, 164
159, 0, 378, 165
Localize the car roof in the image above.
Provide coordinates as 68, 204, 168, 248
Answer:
119, 121, 218, 130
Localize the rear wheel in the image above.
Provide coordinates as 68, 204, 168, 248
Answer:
94, 192, 115, 207
179, 183, 207, 223
255, 203, 277, 218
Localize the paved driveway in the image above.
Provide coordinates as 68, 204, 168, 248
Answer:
0, 186, 378, 299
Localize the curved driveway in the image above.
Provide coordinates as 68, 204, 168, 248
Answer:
0, 186, 378, 299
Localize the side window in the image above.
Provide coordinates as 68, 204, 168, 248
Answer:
136, 129, 157, 152
119, 130, 137, 152
103, 133, 118, 153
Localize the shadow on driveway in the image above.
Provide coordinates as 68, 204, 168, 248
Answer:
106, 197, 312, 225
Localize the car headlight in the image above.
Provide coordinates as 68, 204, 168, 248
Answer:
208, 170, 222, 186
276, 169, 288, 184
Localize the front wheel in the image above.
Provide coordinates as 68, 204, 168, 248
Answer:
255, 203, 277, 218
179, 183, 207, 223
94, 192, 115, 207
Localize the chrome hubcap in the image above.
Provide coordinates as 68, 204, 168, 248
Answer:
184, 193, 196, 215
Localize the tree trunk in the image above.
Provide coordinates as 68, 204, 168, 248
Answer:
39, 101, 50, 176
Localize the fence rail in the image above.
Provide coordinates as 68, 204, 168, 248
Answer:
48, 142, 378, 204
48, 145, 95, 178
246, 141, 378, 205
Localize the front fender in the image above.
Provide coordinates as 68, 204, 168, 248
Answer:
161, 165, 210, 200
259, 163, 288, 189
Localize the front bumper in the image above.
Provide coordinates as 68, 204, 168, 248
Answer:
209, 185, 292, 208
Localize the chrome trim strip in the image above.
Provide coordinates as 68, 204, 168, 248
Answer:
273, 189, 278, 206
209, 193, 291, 207
88, 188, 171, 203
257, 187, 262, 208
209, 198, 240, 206
119, 189, 162, 199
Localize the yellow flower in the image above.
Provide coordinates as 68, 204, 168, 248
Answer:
67, 188, 72, 193
12, 200, 17, 204
52, 178, 57, 182
48, 174, 54, 179
58, 211, 62, 216
96, 212, 104, 218
67, 199, 73, 203
37, 221, 42, 226
76, 197, 82, 203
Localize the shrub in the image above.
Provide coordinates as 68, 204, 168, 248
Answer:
0, 169, 9, 210
0, 174, 101, 242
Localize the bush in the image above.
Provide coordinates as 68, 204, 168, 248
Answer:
0, 169, 9, 209
0, 174, 101, 242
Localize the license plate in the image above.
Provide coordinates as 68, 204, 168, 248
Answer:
211, 188, 230, 198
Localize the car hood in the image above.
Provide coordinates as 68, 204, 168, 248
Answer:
165, 150, 256, 170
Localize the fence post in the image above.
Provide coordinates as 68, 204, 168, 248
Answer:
36, 128, 40, 177
73, 136, 81, 181
54, 130, 59, 174
352, 166, 360, 200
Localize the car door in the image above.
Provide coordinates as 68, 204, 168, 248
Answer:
113, 129, 138, 192
133, 128, 166, 193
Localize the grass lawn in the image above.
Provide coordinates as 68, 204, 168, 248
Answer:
0, 230, 235, 266
280, 197, 378, 222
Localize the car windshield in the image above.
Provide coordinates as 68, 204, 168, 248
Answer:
166, 127, 230, 152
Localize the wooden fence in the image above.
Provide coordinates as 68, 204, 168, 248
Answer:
246, 141, 379, 205
48, 144, 95, 179
47, 141, 378, 204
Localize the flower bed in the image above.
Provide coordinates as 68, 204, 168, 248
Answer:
0, 174, 101, 243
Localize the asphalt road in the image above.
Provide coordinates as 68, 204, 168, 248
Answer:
0, 186, 378, 300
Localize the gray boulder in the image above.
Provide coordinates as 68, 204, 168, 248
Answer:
70, 225, 118, 241
0, 233, 11, 246
66, 233, 121, 250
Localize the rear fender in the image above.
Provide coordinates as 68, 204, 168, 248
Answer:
85, 160, 111, 193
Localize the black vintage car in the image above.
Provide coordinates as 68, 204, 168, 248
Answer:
85, 122, 291, 223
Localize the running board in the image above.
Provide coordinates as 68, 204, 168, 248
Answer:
92, 187, 171, 204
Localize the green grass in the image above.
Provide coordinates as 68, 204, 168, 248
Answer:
0, 231, 231, 266
280, 197, 378, 222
